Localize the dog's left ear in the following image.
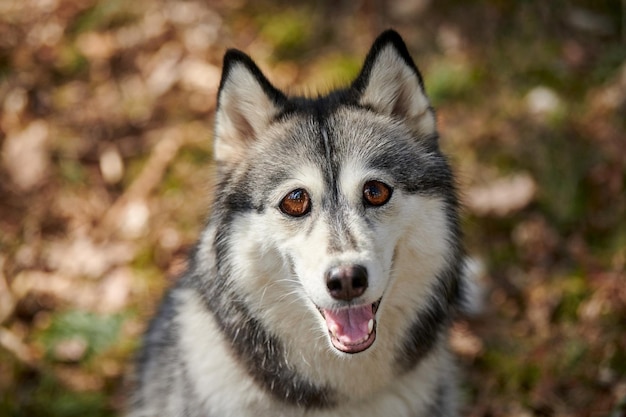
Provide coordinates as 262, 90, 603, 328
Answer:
214, 50, 286, 169
353, 30, 436, 136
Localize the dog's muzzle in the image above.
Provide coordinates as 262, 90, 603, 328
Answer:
317, 265, 380, 354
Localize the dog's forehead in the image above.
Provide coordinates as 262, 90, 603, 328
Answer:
326, 108, 411, 150
260, 107, 412, 163
245, 105, 450, 198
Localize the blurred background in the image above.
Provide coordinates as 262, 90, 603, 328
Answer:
0, 0, 625, 416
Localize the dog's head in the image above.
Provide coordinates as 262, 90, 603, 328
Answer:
211, 30, 461, 355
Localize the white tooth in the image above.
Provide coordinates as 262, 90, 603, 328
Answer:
329, 323, 339, 337
368, 319, 374, 334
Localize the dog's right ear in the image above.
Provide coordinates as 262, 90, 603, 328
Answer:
353, 30, 436, 137
214, 50, 286, 168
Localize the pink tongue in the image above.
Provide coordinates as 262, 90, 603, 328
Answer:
323, 305, 374, 345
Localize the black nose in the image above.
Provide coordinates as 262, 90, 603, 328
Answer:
325, 265, 368, 301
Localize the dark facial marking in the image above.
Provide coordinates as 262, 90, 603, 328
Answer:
394, 260, 463, 372
192, 233, 336, 409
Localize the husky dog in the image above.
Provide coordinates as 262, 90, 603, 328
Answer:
128, 30, 466, 417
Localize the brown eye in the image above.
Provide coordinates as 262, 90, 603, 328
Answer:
363, 180, 392, 207
279, 189, 311, 217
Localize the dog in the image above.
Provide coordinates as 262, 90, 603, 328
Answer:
128, 30, 467, 417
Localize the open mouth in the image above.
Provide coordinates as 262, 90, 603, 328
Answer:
317, 300, 381, 354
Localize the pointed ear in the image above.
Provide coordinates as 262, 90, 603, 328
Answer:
353, 30, 436, 136
214, 50, 286, 167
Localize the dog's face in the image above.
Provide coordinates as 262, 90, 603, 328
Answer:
211, 32, 458, 355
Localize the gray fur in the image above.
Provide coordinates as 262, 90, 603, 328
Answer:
128, 30, 465, 417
